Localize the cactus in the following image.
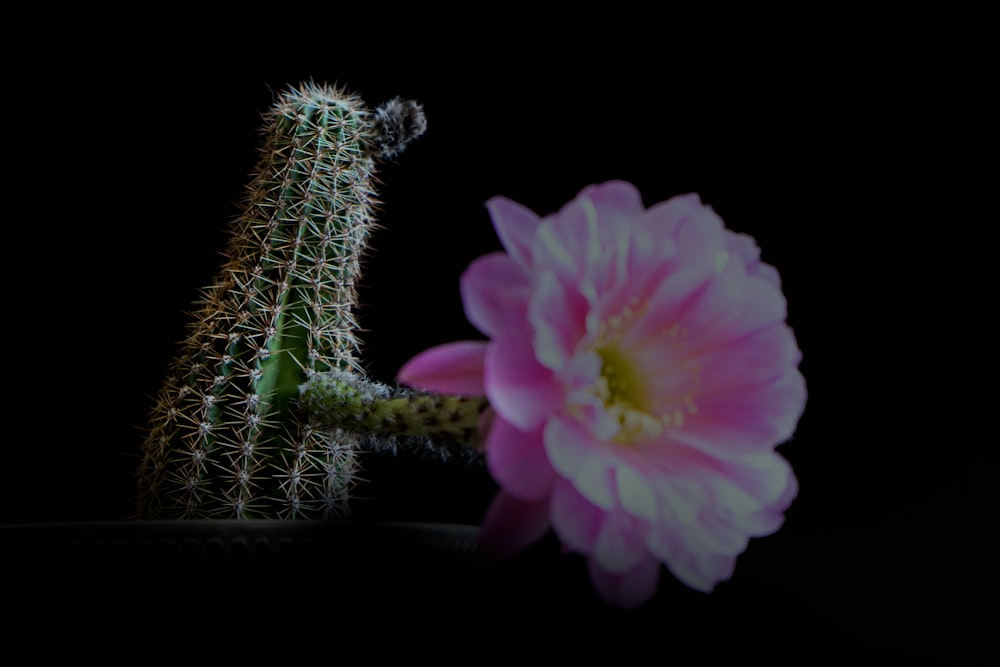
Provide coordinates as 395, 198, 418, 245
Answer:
135, 81, 430, 519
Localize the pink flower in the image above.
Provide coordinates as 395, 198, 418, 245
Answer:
398, 181, 806, 608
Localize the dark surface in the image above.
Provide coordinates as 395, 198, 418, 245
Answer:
0, 520, 918, 661
6, 16, 991, 662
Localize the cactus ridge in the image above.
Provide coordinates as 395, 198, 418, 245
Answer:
136, 82, 425, 519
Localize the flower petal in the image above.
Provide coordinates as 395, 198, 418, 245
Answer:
485, 417, 555, 502
532, 184, 637, 290
672, 549, 738, 593
693, 323, 803, 395
396, 341, 488, 395
544, 417, 617, 510
577, 180, 645, 293
550, 477, 604, 553
550, 475, 660, 576
486, 195, 541, 270
742, 468, 798, 536
614, 462, 660, 523
674, 201, 728, 266
461, 252, 531, 338
485, 330, 563, 432
689, 513, 752, 557
646, 524, 737, 593
532, 214, 588, 285
591, 507, 646, 574
578, 180, 645, 220
653, 472, 705, 525
620, 268, 708, 349
640, 193, 726, 274
477, 491, 551, 561
587, 553, 661, 610
725, 231, 782, 288
712, 453, 799, 537
528, 270, 588, 372
680, 257, 789, 353
676, 369, 807, 457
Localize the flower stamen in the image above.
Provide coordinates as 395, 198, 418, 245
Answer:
589, 300, 706, 442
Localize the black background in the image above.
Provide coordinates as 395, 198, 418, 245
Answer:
4, 14, 992, 662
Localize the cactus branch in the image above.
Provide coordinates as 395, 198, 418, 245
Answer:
135, 82, 428, 519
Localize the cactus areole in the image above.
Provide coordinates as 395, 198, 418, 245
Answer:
136, 82, 429, 519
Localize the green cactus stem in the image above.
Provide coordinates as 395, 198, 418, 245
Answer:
136, 82, 427, 519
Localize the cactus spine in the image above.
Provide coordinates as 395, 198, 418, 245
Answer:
136, 82, 427, 519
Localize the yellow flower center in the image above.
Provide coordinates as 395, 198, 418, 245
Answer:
594, 344, 665, 443
587, 297, 701, 444
596, 345, 645, 410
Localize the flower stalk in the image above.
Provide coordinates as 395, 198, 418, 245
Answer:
299, 370, 489, 451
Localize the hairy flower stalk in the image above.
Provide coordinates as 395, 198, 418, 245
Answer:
299, 371, 490, 458
135, 82, 427, 519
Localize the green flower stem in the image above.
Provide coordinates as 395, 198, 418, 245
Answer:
299, 371, 489, 451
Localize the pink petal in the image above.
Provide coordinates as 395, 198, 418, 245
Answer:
693, 323, 803, 396
674, 202, 728, 266
485, 417, 555, 502
476, 491, 551, 561
490, 182, 646, 294
676, 369, 807, 457
591, 230, 678, 334
673, 550, 738, 593
531, 214, 590, 285
614, 462, 660, 523
725, 231, 782, 288
532, 186, 636, 290
549, 476, 604, 553
576, 181, 645, 293
591, 508, 646, 575
712, 452, 797, 508
396, 341, 488, 395
544, 417, 617, 510
586, 553, 661, 610
577, 180, 645, 221
751, 262, 782, 289
689, 513, 752, 557
634, 449, 797, 567
485, 196, 541, 270
646, 525, 737, 592
528, 270, 588, 372
733, 502, 790, 538
639, 194, 726, 274
643, 193, 705, 234
562, 350, 622, 442
715, 454, 799, 537
681, 258, 788, 354
477, 407, 497, 444
725, 231, 763, 265
754, 469, 798, 534
650, 472, 704, 526
620, 268, 708, 349
484, 330, 563, 432
460, 252, 531, 338
627, 213, 681, 286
